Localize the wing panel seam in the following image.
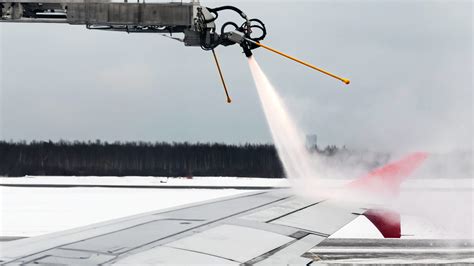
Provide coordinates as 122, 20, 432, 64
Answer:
265, 200, 326, 223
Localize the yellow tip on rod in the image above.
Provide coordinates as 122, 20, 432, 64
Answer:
211, 49, 232, 103
247, 39, 350, 85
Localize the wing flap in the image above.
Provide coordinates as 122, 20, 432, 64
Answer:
117, 246, 237, 265
270, 200, 363, 236
165, 224, 293, 263
253, 234, 325, 265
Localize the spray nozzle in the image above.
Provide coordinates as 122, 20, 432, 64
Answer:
242, 45, 253, 58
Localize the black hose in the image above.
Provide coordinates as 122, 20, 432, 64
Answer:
220, 21, 239, 36
207, 5, 247, 20
239, 19, 266, 41
199, 5, 267, 53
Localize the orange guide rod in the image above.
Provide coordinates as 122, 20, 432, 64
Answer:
247, 39, 350, 85
212, 49, 232, 103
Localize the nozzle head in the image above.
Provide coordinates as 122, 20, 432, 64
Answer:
243, 48, 253, 57
240, 41, 253, 57
342, 79, 350, 85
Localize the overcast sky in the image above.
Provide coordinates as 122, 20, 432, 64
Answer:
0, 0, 472, 152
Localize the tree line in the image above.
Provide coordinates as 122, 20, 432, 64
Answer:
0, 140, 285, 178
0, 140, 390, 178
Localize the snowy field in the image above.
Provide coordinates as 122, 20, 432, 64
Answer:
0, 176, 473, 239
0, 176, 289, 188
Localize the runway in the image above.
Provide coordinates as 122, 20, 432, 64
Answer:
306, 238, 474, 264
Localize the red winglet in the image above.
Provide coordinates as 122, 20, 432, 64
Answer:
348, 152, 428, 196
345, 152, 427, 238
364, 209, 401, 238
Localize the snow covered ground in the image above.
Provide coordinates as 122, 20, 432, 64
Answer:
1, 175, 470, 189
0, 186, 244, 237
0, 176, 472, 239
0, 176, 289, 188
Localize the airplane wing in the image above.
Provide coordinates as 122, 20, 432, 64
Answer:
0, 153, 427, 265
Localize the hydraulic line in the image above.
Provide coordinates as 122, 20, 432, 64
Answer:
207, 5, 248, 22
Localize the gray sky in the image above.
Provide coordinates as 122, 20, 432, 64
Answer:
0, 0, 472, 152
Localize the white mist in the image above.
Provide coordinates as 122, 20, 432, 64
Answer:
248, 56, 473, 239
248, 56, 328, 197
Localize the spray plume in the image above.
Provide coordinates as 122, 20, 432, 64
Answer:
248, 56, 473, 239
248, 56, 326, 196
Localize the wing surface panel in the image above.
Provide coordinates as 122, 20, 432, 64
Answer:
2, 190, 333, 265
